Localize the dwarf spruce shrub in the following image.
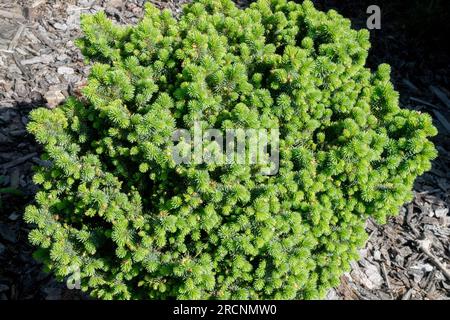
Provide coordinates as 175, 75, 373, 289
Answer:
25, 0, 437, 299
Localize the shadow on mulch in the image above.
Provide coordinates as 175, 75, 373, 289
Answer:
0, 98, 87, 300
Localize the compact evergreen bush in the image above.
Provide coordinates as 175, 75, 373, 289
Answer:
25, 0, 437, 299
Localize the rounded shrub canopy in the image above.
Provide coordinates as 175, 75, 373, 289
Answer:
25, 0, 437, 299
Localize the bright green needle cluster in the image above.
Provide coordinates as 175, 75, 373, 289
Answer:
25, 0, 437, 299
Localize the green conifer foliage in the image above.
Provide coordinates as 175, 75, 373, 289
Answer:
25, 0, 437, 299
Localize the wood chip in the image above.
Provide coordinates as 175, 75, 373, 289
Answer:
402, 79, 419, 92
0, 9, 25, 21
410, 97, 439, 109
431, 109, 450, 135
416, 238, 450, 281
31, 0, 47, 8
44, 89, 65, 108
430, 85, 450, 109
406, 202, 420, 237
8, 24, 26, 51
30, 28, 58, 50
381, 263, 393, 296
20, 54, 53, 65
1, 153, 38, 170
12, 53, 31, 79
401, 288, 413, 300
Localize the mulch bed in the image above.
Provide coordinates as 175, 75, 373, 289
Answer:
0, 0, 448, 300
